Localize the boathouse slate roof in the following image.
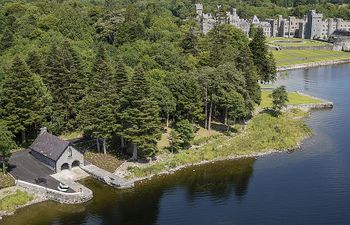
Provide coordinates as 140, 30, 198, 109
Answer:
29, 131, 70, 162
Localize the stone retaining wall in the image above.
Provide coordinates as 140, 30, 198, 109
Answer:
286, 91, 333, 110
16, 180, 92, 204
82, 165, 134, 189
277, 58, 350, 72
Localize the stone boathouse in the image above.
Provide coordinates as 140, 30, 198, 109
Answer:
29, 128, 84, 173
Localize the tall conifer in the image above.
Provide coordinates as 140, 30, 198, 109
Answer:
120, 66, 161, 160
0, 56, 52, 144
249, 28, 276, 82
78, 46, 115, 153
45, 41, 85, 133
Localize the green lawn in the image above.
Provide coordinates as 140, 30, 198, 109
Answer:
259, 91, 323, 109
268, 37, 328, 47
272, 49, 350, 67
0, 190, 33, 211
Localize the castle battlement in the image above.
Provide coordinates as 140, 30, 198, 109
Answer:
195, 3, 350, 40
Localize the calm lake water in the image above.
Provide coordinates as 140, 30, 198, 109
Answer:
2, 64, 350, 225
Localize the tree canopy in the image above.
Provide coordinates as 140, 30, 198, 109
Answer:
0, 0, 281, 159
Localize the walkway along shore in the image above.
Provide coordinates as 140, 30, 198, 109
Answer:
277, 58, 350, 71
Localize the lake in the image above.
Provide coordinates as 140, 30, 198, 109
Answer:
2, 64, 350, 225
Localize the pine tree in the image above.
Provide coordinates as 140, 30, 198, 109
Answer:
249, 27, 276, 82
0, 28, 14, 51
0, 122, 16, 174
78, 46, 115, 153
45, 41, 85, 133
236, 44, 261, 105
114, 56, 128, 92
120, 66, 161, 160
173, 119, 194, 149
114, 56, 129, 149
27, 50, 45, 75
61, 40, 86, 130
0, 56, 52, 144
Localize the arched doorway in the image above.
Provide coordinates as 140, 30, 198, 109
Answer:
61, 163, 69, 171
72, 160, 80, 168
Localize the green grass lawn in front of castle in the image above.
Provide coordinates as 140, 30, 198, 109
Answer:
267, 37, 329, 47
272, 49, 350, 67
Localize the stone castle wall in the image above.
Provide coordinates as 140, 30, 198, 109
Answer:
196, 3, 350, 40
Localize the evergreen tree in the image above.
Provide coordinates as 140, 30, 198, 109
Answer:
181, 27, 198, 55
114, 55, 129, 149
169, 130, 182, 153
0, 56, 52, 144
0, 28, 14, 51
0, 122, 16, 174
114, 56, 128, 92
79, 46, 115, 153
27, 50, 45, 75
120, 66, 161, 160
173, 119, 194, 149
249, 27, 277, 82
45, 41, 85, 133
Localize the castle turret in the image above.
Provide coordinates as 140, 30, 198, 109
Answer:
195, 3, 203, 18
305, 10, 323, 39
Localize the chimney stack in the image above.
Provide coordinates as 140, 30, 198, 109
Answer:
40, 127, 48, 135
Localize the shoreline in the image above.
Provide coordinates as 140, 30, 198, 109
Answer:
0, 93, 333, 221
0, 187, 47, 220
120, 98, 333, 184
127, 144, 306, 185
277, 58, 350, 71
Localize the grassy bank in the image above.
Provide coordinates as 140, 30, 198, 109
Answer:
0, 190, 33, 211
85, 152, 123, 173
272, 49, 350, 67
128, 109, 311, 178
268, 38, 328, 47
259, 91, 323, 109
0, 174, 15, 189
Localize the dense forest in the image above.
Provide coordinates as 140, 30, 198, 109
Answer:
0, 0, 345, 159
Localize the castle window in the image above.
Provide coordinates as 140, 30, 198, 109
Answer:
68, 148, 72, 157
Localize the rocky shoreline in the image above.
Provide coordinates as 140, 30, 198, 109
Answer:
277, 58, 350, 71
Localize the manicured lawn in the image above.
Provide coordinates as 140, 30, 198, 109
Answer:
0, 190, 33, 211
0, 174, 15, 189
272, 49, 350, 67
259, 91, 323, 109
85, 152, 124, 173
128, 109, 311, 178
268, 37, 328, 47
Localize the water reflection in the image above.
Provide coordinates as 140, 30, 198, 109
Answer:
0, 158, 255, 225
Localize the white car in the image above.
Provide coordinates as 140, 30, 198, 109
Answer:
58, 183, 69, 192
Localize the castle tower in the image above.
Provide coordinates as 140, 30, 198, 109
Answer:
195, 3, 203, 18
305, 10, 323, 39
328, 18, 334, 37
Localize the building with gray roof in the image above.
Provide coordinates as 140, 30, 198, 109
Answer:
30, 128, 84, 173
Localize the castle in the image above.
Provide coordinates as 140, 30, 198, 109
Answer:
195, 3, 350, 40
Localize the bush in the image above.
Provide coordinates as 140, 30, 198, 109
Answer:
172, 119, 195, 149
